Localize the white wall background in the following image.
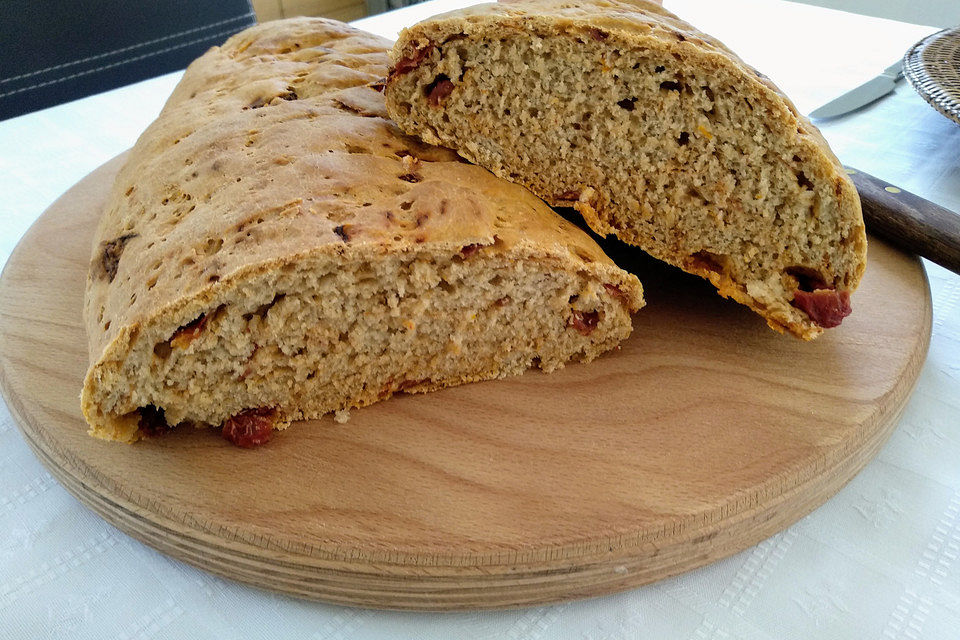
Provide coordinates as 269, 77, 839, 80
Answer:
793, 0, 960, 27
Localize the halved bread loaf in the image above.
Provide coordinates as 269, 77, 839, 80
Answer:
81, 17, 643, 444
384, 0, 867, 339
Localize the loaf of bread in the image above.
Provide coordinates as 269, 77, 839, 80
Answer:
384, 0, 867, 339
81, 18, 644, 445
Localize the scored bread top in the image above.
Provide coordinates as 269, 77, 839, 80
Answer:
84, 18, 643, 372
395, 0, 811, 127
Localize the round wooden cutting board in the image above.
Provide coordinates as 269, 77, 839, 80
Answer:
0, 155, 932, 610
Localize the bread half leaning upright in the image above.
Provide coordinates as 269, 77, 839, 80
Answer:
385, 0, 867, 339
81, 18, 644, 445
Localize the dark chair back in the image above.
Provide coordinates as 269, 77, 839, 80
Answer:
0, 0, 256, 121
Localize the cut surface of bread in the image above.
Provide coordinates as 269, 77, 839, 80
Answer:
81, 17, 644, 444
384, 0, 867, 339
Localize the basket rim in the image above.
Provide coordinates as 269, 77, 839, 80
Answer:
902, 25, 960, 125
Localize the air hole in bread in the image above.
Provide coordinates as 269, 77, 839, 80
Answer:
99, 233, 137, 282
687, 250, 724, 274
246, 294, 285, 320
785, 266, 828, 292
687, 185, 708, 205
137, 405, 171, 436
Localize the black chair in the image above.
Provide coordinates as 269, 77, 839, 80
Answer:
0, 0, 256, 121
366, 0, 429, 15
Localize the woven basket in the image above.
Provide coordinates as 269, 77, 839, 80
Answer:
903, 26, 960, 125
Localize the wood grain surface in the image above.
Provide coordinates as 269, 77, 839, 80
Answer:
0, 155, 932, 610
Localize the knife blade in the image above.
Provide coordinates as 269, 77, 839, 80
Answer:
847, 167, 960, 275
810, 62, 903, 120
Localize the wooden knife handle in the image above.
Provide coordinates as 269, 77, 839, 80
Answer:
847, 167, 960, 275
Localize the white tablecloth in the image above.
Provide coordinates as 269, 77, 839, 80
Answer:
1, 1, 958, 637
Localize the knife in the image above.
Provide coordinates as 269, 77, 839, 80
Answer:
810, 62, 904, 120
847, 167, 960, 275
